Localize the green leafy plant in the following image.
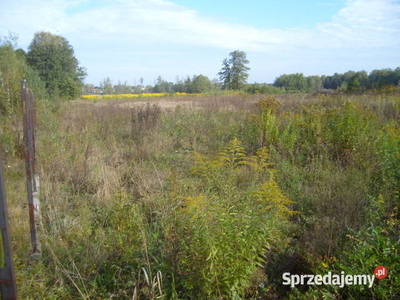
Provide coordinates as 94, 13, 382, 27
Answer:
167, 139, 295, 299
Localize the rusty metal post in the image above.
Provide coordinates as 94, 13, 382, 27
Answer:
0, 158, 18, 299
22, 80, 40, 254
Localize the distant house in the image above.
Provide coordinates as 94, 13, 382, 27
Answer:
91, 86, 103, 94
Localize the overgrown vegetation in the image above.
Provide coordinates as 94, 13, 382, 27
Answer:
1, 33, 399, 300
1, 88, 398, 299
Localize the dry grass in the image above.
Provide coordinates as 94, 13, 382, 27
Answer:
72, 93, 264, 112
3, 92, 398, 299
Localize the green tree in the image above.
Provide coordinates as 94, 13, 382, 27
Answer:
0, 35, 47, 115
356, 70, 369, 88
369, 68, 400, 89
218, 58, 231, 90
191, 74, 213, 93
229, 50, 250, 90
154, 76, 173, 93
0, 43, 24, 115
100, 77, 114, 94
26, 31, 86, 99
173, 76, 188, 93
218, 50, 250, 90
274, 73, 308, 92
114, 80, 132, 94
347, 74, 363, 93
306, 75, 323, 92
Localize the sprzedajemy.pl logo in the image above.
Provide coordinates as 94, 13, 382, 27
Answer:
282, 266, 388, 288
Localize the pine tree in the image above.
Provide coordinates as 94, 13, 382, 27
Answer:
218, 50, 250, 90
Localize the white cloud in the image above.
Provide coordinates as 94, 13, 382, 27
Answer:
0, 0, 399, 83
2, 0, 397, 51
316, 0, 400, 48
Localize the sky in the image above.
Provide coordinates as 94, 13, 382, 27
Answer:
1, 0, 399, 86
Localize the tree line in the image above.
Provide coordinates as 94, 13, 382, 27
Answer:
271, 69, 400, 93
89, 50, 251, 95
88, 74, 222, 95
1, 31, 399, 112
92, 51, 400, 95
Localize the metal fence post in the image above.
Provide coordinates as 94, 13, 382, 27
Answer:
0, 158, 18, 299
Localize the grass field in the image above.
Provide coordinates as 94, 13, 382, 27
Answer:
2, 92, 399, 299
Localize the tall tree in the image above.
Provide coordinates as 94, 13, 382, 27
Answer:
100, 77, 114, 94
218, 58, 231, 90
229, 50, 250, 90
26, 32, 86, 99
218, 50, 250, 90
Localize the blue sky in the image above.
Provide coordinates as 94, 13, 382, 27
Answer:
1, 0, 399, 86
172, 0, 345, 28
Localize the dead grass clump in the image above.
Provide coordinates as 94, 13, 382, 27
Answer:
131, 103, 161, 142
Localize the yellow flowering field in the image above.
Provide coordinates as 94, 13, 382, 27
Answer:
81, 92, 193, 100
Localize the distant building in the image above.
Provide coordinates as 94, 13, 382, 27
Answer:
91, 86, 103, 94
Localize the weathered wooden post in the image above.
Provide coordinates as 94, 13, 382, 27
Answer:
0, 158, 18, 299
22, 80, 40, 254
